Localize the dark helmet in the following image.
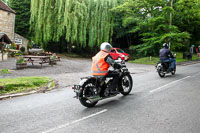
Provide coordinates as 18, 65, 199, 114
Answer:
163, 43, 169, 48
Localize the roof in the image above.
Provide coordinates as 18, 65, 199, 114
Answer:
0, 0, 15, 14
14, 33, 29, 41
0, 33, 12, 44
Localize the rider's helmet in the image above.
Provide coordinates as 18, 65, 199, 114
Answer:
163, 43, 169, 48
100, 42, 113, 52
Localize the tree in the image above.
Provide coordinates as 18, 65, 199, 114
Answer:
173, 0, 200, 49
2, 0, 8, 4
8, 0, 31, 39
30, 0, 118, 53
112, 0, 190, 56
111, 0, 139, 48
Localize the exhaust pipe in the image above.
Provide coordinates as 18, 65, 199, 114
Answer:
88, 96, 102, 102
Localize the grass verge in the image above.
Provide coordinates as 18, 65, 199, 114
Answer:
0, 77, 54, 95
0, 69, 11, 74
129, 52, 196, 65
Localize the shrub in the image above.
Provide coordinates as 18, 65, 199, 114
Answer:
20, 46, 25, 52
16, 57, 25, 63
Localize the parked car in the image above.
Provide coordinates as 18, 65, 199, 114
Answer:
109, 48, 130, 61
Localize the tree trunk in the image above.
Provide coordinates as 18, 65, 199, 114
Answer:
68, 43, 72, 53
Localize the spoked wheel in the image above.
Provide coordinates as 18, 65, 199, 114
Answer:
119, 73, 133, 95
158, 66, 165, 77
79, 80, 98, 108
171, 64, 176, 75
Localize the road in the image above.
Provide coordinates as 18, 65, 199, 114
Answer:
0, 63, 200, 133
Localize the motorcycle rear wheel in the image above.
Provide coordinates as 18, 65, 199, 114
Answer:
119, 73, 133, 95
79, 80, 98, 108
158, 66, 165, 77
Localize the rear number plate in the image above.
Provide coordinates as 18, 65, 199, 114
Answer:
74, 85, 80, 92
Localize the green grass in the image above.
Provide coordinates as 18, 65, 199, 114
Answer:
129, 52, 195, 65
0, 69, 11, 74
129, 57, 159, 65
0, 77, 54, 95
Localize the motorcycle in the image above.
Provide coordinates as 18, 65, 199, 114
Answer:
72, 60, 133, 108
156, 55, 176, 77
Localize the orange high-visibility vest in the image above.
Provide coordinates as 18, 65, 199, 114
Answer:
92, 50, 109, 76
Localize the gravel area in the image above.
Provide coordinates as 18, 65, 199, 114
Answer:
0, 57, 154, 88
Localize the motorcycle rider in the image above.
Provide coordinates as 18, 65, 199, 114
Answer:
92, 42, 121, 95
159, 43, 176, 71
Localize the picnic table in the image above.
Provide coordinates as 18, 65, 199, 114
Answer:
8, 49, 19, 57
23, 56, 53, 67
41, 52, 61, 61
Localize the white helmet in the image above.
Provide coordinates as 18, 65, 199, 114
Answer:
100, 42, 112, 52
163, 43, 169, 48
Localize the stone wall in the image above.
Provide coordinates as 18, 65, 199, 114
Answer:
0, 10, 15, 42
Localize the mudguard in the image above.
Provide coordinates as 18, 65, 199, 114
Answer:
79, 76, 96, 86
157, 63, 162, 70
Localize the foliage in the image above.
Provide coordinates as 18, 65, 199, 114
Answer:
20, 46, 25, 52
50, 53, 56, 61
0, 77, 53, 94
16, 56, 25, 63
0, 69, 11, 74
112, 0, 191, 56
173, 0, 200, 48
8, 0, 31, 39
30, 0, 118, 53
15, 51, 24, 56
2, 0, 8, 4
10, 42, 17, 49
12, 0, 200, 56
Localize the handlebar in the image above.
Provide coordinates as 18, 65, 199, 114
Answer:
114, 59, 126, 69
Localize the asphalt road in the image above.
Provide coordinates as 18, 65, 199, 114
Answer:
0, 63, 200, 133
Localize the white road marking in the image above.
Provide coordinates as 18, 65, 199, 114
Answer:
41, 109, 108, 133
150, 76, 191, 93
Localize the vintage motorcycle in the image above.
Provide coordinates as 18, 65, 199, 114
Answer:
156, 55, 176, 77
72, 60, 133, 107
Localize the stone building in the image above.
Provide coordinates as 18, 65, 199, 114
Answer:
0, 0, 29, 53
0, 0, 15, 41
14, 33, 29, 53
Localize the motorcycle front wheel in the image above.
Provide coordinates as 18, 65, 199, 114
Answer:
79, 79, 98, 108
171, 64, 176, 75
119, 73, 133, 95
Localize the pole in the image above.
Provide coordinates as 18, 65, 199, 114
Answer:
169, 0, 173, 49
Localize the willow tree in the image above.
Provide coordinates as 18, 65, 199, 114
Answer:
30, 0, 117, 53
